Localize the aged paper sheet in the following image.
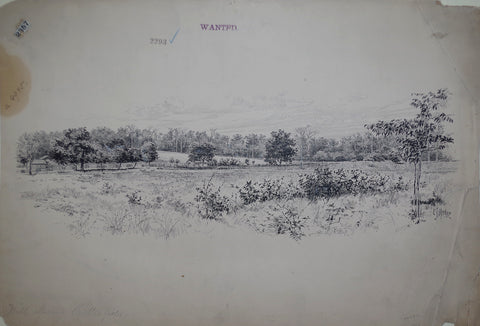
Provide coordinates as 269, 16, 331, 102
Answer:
1, 0, 479, 325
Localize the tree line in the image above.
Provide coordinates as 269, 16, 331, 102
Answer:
17, 90, 454, 175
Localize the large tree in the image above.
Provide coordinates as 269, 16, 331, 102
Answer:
188, 143, 215, 164
265, 129, 297, 165
113, 145, 141, 169
141, 141, 158, 165
366, 89, 453, 218
90, 127, 117, 169
91, 142, 112, 171
50, 127, 95, 171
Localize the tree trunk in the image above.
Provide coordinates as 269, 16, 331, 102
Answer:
80, 161, 85, 172
413, 163, 417, 197
412, 159, 422, 219
300, 148, 303, 169
417, 159, 422, 218
413, 162, 418, 218
417, 159, 422, 190
28, 159, 33, 175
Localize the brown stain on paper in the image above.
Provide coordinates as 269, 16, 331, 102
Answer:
0, 44, 31, 117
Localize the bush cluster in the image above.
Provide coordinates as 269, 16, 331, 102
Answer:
237, 168, 408, 205
194, 179, 230, 220
299, 168, 407, 200
218, 158, 241, 167
266, 203, 309, 241
238, 178, 300, 205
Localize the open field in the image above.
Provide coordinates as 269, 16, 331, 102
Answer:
16, 160, 457, 240
0, 160, 466, 326
155, 150, 268, 165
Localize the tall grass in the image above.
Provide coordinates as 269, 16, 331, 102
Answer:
17, 162, 454, 240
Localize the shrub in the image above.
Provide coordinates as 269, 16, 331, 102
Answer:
126, 191, 142, 205
299, 168, 400, 201
238, 180, 260, 205
266, 202, 309, 241
238, 178, 300, 205
391, 176, 409, 192
195, 178, 230, 220
218, 158, 240, 166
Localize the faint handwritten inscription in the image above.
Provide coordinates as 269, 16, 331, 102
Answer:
5, 302, 64, 316
200, 24, 238, 31
3, 302, 122, 320
3, 80, 27, 112
150, 38, 167, 45
14, 20, 30, 38
71, 303, 122, 319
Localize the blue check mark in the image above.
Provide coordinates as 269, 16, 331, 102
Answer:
169, 28, 180, 44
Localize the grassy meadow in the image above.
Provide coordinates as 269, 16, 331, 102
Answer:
3, 159, 465, 326
17, 160, 456, 240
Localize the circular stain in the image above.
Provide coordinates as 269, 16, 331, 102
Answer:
0, 44, 31, 117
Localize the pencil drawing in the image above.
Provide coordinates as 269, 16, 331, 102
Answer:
17, 89, 455, 240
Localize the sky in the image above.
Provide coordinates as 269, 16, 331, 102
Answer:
0, 0, 473, 139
